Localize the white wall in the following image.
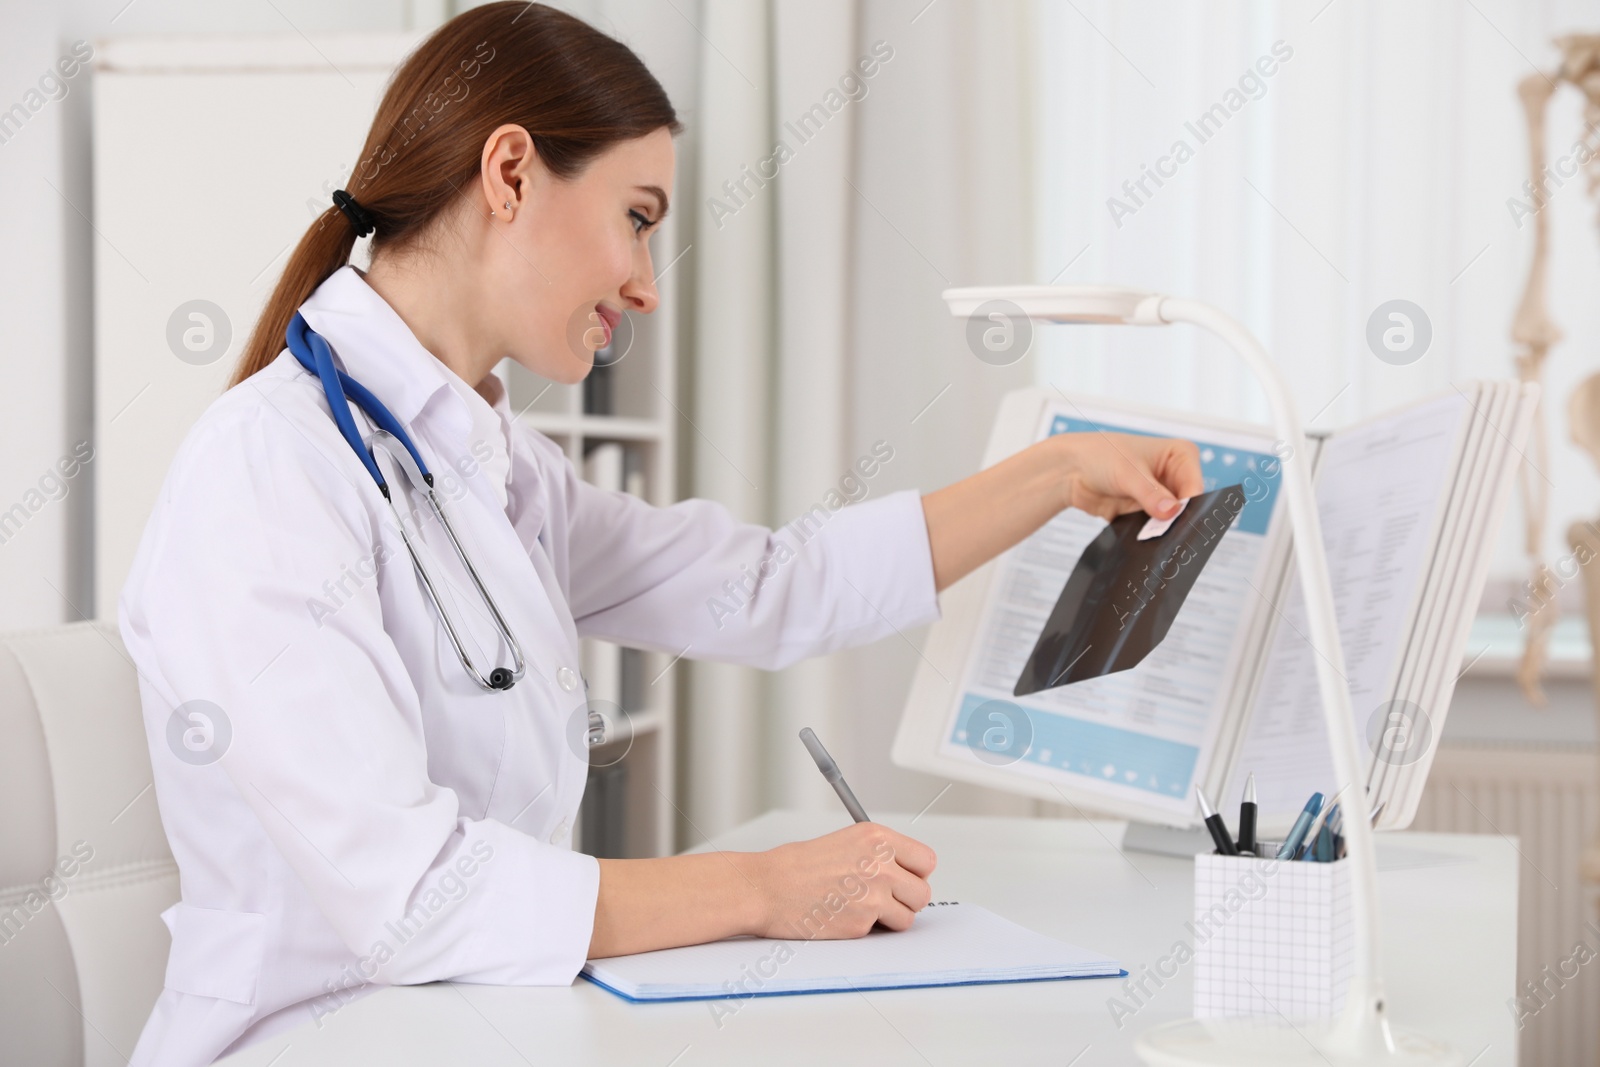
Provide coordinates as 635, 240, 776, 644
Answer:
0, 6, 88, 626
0, 0, 419, 631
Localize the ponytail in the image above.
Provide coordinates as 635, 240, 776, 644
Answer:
230, 208, 358, 388
229, 1, 682, 389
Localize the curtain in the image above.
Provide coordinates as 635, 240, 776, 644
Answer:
679, 0, 1039, 841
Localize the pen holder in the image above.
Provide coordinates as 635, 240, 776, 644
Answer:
1191, 851, 1353, 1020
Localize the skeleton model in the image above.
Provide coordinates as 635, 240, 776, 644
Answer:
1514, 36, 1600, 899
1576, 375, 1600, 890
1511, 34, 1600, 705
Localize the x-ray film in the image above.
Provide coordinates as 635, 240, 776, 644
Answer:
1013, 484, 1248, 696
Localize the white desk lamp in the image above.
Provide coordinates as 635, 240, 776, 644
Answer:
942, 286, 1462, 1066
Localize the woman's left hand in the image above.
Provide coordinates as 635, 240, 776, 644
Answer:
1055, 431, 1204, 522
921, 431, 1205, 592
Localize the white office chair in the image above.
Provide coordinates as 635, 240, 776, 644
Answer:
0, 620, 178, 1067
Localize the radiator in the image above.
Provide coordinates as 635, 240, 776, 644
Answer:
1411, 744, 1600, 1067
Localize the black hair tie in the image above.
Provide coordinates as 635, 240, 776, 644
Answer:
332, 189, 376, 238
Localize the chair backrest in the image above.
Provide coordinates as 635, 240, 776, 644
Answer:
0, 620, 177, 1067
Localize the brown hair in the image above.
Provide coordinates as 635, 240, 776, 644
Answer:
230, 1, 682, 387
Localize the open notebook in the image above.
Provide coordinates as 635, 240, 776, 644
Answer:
580, 902, 1123, 1002
893, 382, 1537, 833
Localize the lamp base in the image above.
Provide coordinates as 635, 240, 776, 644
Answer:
1134, 1016, 1464, 1066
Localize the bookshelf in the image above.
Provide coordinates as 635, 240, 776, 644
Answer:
494, 203, 682, 860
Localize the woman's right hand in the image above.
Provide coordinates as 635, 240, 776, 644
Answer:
588, 822, 937, 957
742, 822, 937, 940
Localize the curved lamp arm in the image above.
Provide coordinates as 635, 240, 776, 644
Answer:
934, 286, 1414, 1062
1156, 297, 1389, 1052
943, 283, 1456, 1061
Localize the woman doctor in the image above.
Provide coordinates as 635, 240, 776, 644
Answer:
121, 5, 1203, 1064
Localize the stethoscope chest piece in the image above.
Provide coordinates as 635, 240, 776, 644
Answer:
366, 430, 527, 692
285, 312, 525, 692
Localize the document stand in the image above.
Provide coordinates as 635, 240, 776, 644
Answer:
943, 286, 1462, 1066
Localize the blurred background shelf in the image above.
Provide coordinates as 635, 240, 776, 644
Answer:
492, 201, 683, 862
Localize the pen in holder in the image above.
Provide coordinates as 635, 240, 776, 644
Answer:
1191, 849, 1354, 1020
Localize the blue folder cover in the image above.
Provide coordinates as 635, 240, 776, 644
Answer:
577, 902, 1124, 1004
580, 966, 1130, 1004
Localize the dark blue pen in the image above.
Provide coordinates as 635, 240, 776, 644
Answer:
1275, 791, 1323, 860
1297, 787, 1344, 861
1313, 804, 1338, 861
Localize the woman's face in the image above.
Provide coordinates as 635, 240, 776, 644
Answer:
485, 126, 675, 385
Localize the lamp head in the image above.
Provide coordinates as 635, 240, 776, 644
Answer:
942, 285, 1166, 325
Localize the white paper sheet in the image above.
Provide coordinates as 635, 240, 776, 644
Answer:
1227, 393, 1471, 822
581, 902, 1120, 1000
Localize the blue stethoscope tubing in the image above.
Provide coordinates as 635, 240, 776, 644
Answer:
285, 312, 526, 691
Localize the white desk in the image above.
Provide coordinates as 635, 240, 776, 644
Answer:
219, 810, 1518, 1066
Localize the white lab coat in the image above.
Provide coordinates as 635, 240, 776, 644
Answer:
120, 266, 941, 1066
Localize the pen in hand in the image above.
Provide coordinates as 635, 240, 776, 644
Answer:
800, 727, 870, 823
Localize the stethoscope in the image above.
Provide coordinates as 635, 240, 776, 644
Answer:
285, 312, 527, 691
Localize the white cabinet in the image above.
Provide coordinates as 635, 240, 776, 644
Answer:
92, 33, 412, 620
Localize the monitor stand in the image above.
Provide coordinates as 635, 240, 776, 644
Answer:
1121, 821, 1285, 859
1120, 820, 1211, 858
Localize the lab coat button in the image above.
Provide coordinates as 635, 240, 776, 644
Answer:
556, 666, 579, 692
550, 818, 571, 844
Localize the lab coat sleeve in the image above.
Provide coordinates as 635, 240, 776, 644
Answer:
123, 398, 598, 987
550, 442, 942, 669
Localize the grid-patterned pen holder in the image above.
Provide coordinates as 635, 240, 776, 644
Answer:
1192, 852, 1353, 1019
